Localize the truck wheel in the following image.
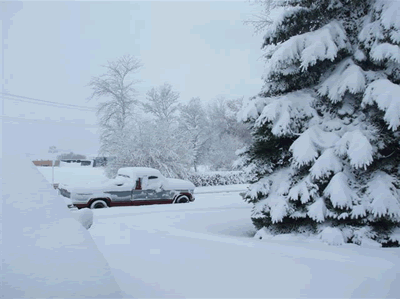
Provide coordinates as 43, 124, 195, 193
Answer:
174, 195, 189, 204
90, 200, 108, 209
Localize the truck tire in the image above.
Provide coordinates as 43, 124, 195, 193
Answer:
90, 200, 109, 209
174, 195, 189, 204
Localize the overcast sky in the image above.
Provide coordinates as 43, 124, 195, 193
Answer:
2, 1, 264, 159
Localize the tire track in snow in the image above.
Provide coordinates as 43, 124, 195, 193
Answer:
94, 205, 251, 220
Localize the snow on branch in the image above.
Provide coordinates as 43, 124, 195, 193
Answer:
290, 126, 340, 168
351, 204, 367, 219
318, 58, 366, 103
288, 176, 318, 204
307, 198, 327, 223
269, 194, 290, 223
244, 177, 271, 201
323, 172, 357, 209
359, 0, 400, 46
362, 79, 400, 131
290, 129, 318, 167
237, 96, 266, 122
389, 227, 400, 243
251, 168, 293, 223
263, 5, 309, 42
254, 90, 316, 136
370, 43, 400, 64
375, 0, 400, 33
367, 171, 400, 219
351, 227, 380, 247
334, 130, 374, 170
310, 148, 343, 179
264, 21, 351, 78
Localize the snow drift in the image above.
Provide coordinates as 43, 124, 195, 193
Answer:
1, 155, 124, 298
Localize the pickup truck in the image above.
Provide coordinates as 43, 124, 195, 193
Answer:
59, 167, 195, 209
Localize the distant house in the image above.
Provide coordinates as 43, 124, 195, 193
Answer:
60, 159, 93, 167
32, 160, 60, 167
33, 157, 113, 167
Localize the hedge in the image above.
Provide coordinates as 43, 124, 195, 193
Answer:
187, 171, 248, 187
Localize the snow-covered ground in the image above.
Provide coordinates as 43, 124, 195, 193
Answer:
2, 157, 124, 298
18, 165, 400, 297
89, 191, 399, 298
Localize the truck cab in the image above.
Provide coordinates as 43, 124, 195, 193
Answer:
59, 167, 195, 209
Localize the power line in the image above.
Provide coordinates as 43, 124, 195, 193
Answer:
1, 92, 96, 109
0, 115, 98, 128
0, 92, 97, 111
2, 96, 97, 112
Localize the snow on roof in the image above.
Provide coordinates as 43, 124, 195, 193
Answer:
118, 167, 162, 178
2, 155, 123, 298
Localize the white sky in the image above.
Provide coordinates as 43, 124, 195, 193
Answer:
1, 1, 264, 159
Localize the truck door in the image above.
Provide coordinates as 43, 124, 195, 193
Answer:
131, 177, 147, 203
131, 176, 172, 205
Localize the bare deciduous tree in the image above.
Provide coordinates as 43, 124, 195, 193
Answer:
142, 83, 180, 127
179, 97, 209, 172
204, 96, 251, 170
89, 54, 142, 132
243, 0, 274, 34
89, 55, 142, 156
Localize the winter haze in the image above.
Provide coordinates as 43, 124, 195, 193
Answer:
2, 1, 263, 158
2, 0, 400, 298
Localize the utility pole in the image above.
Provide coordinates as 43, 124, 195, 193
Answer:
48, 146, 58, 187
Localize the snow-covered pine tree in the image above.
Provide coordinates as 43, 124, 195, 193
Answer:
239, 0, 400, 246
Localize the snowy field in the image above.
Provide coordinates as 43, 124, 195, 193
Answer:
36, 166, 400, 298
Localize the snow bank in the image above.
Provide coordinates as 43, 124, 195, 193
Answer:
2, 155, 123, 298
71, 208, 94, 229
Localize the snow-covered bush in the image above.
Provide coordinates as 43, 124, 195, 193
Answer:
254, 227, 274, 240
319, 227, 345, 246
240, 0, 400, 246
188, 171, 249, 187
71, 208, 94, 229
